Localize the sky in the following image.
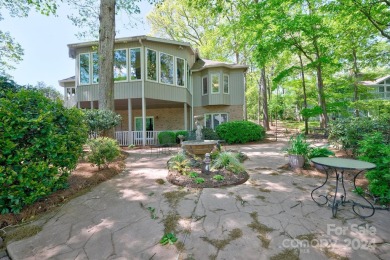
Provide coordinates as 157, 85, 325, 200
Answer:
1, 1, 154, 93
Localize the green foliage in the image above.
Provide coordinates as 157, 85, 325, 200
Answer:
328, 116, 389, 156
158, 131, 176, 145
189, 172, 198, 178
160, 233, 178, 245
175, 130, 189, 143
194, 177, 205, 184
87, 137, 121, 170
202, 127, 220, 140
286, 134, 310, 156
357, 133, 390, 204
213, 174, 225, 181
0, 76, 22, 96
216, 121, 265, 144
147, 206, 157, 219
168, 153, 190, 175
212, 152, 245, 174
301, 106, 323, 119
0, 89, 87, 214
84, 109, 122, 137
307, 147, 335, 159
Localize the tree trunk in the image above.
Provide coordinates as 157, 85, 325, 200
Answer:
352, 49, 359, 117
298, 54, 308, 135
260, 68, 270, 130
98, 0, 116, 137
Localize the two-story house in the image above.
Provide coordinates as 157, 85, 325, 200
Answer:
59, 35, 247, 146
361, 74, 390, 100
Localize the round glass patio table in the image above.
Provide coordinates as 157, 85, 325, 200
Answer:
310, 157, 376, 218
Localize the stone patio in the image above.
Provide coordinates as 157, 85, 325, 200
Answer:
6, 141, 390, 260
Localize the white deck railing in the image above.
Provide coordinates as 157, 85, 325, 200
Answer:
115, 131, 163, 146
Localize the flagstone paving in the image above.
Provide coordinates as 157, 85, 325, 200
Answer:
6, 141, 390, 260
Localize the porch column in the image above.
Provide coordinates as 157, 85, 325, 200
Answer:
184, 103, 187, 130
90, 101, 94, 109
128, 98, 132, 145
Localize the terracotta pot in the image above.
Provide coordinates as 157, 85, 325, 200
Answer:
289, 154, 305, 168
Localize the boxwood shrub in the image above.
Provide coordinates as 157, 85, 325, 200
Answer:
158, 131, 176, 145
175, 130, 189, 143
0, 89, 88, 214
216, 121, 265, 144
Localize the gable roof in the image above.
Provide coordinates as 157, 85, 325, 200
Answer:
191, 58, 248, 72
67, 35, 195, 58
361, 74, 390, 86
58, 76, 75, 87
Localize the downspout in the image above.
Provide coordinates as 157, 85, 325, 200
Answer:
191, 70, 194, 130
139, 38, 146, 146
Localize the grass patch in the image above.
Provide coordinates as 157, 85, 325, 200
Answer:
235, 195, 248, 206
259, 187, 271, 193
201, 228, 243, 250
248, 212, 274, 248
163, 190, 189, 208
270, 248, 299, 260
256, 195, 266, 201
156, 178, 165, 185
162, 211, 180, 234
175, 241, 185, 251
4, 225, 42, 245
296, 233, 317, 242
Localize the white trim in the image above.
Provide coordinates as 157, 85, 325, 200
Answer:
113, 48, 128, 82
146, 48, 158, 82
223, 74, 229, 94
159, 52, 175, 86
129, 47, 142, 81
202, 76, 208, 95
79, 53, 91, 85
211, 73, 220, 94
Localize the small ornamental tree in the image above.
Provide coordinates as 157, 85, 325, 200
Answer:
84, 109, 122, 137
216, 121, 266, 144
87, 137, 121, 170
0, 89, 88, 214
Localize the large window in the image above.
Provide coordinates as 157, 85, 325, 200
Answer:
130, 48, 141, 80
79, 53, 90, 85
202, 76, 208, 95
211, 74, 220, 93
176, 57, 185, 87
205, 113, 228, 129
223, 74, 229, 94
146, 49, 157, 81
160, 52, 174, 84
114, 49, 127, 81
92, 52, 99, 83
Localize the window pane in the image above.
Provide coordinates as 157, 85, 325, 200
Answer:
147, 49, 157, 81
130, 48, 141, 80
79, 53, 90, 84
92, 52, 99, 83
378, 86, 384, 92
211, 74, 220, 93
223, 75, 229, 93
114, 49, 127, 81
160, 53, 174, 84
202, 77, 208, 94
386, 86, 390, 92
205, 114, 212, 128
177, 58, 185, 86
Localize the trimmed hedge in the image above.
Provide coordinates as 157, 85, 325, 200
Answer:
175, 130, 189, 143
0, 89, 88, 214
216, 121, 265, 144
158, 131, 176, 145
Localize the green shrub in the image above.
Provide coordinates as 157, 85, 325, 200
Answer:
212, 152, 245, 174
84, 109, 122, 137
216, 121, 265, 144
87, 137, 121, 170
286, 134, 310, 156
328, 116, 389, 156
158, 131, 176, 145
168, 152, 190, 175
357, 133, 390, 205
0, 89, 88, 214
307, 146, 335, 159
175, 130, 189, 143
202, 127, 220, 140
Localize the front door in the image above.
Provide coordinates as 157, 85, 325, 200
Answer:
134, 117, 154, 139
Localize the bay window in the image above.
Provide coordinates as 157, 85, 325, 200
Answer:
223, 74, 229, 94
211, 73, 220, 93
79, 53, 90, 85
146, 49, 157, 81
92, 52, 99, 83
113, 49, 127, 81
205, 113, 228, 129
130, 48, 141, 80
176, 57, 185, 87
160, 52, 174, 84
202, 76, 208, 95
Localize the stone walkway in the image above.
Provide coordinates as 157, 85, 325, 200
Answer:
6, 141, 390, 260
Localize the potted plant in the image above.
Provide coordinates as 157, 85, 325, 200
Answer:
286, 134, 310, 168
308, 146, 335, 170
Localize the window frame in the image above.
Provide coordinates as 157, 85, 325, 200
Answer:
129, 47, 142, 81
79, 53, 91, 85
223, 74, 229, 94
159, 52, 175, 85
113, 48, 128, 82
146, 48, 158, 82
204, 113, 229, 129
176, 57, 186, 87
202, 76, 208, 95
211, 73, 220, 94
